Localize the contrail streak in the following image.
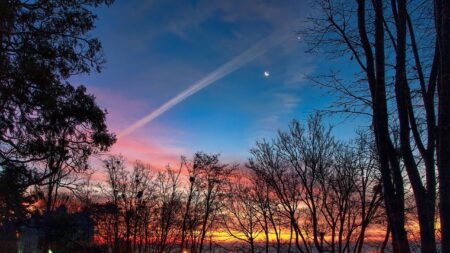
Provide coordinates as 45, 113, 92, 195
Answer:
118, 31, 290, 139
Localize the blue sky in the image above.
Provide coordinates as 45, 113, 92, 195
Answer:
73, 0, 368, 167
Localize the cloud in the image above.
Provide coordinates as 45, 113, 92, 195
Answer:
275, 93, 301, 113
118, 29, 292, 139
84, 1, 317, 165
284, 58, 317, 86
101, 0, 307, 52
247, 91, 302, 144
87, 86, 151, 131
110, 137, 184, 169
82, 86, 188, 170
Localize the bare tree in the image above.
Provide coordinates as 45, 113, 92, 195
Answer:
276, 115, 338, 253
153, 166, 182, 253
249, 138, 311, 253
250, 115, 384, 253
250, 172, 283, 253
351, 132, 384, 253
303, 0, 443, 251
180, 155, 202, 252
194, 153, 234, 253
435, 0, 450, 251
102, 155, 127, 253
220, 172, 263, 253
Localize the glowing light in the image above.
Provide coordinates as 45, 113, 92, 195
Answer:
118, 31, 291, 139
264, 71, 270, 77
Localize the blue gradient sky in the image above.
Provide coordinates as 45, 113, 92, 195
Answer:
73, 0, 368, 167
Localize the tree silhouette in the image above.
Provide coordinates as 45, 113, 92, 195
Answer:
0, 0, 115, 186
436, 0, 450, 251
302, 0, 450, 251
249, 115, 383, 253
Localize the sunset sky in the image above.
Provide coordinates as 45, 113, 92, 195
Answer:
72, 0, 366, 168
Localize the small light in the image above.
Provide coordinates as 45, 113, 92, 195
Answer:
264, 71, 270, 77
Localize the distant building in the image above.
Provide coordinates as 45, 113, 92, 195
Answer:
17, 205, 95, 253
0, 222, 20, 253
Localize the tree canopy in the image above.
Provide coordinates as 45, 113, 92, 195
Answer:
0, 0, 116, 185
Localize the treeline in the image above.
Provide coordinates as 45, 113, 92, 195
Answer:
0, 114, 389, 253
81, 115, 386, 253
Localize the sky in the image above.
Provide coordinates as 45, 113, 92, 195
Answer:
72, 0, 368, 169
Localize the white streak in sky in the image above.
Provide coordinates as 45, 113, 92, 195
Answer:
118, 31, 291, 139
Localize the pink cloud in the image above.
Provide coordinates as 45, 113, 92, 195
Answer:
87, 86, 151, 131
111, 137, 186, 170
84, 86, 190, 170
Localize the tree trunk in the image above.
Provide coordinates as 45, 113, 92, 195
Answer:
437, 0, 450, 251
263, 214, 269, 253
371, 1, 410, 252
180, 183, 194, 252
198, 188, 212, 253
288, 222, 293, 253
250, 237, 255, 253
380, 224, 391, 253
392, 0, 437, 252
